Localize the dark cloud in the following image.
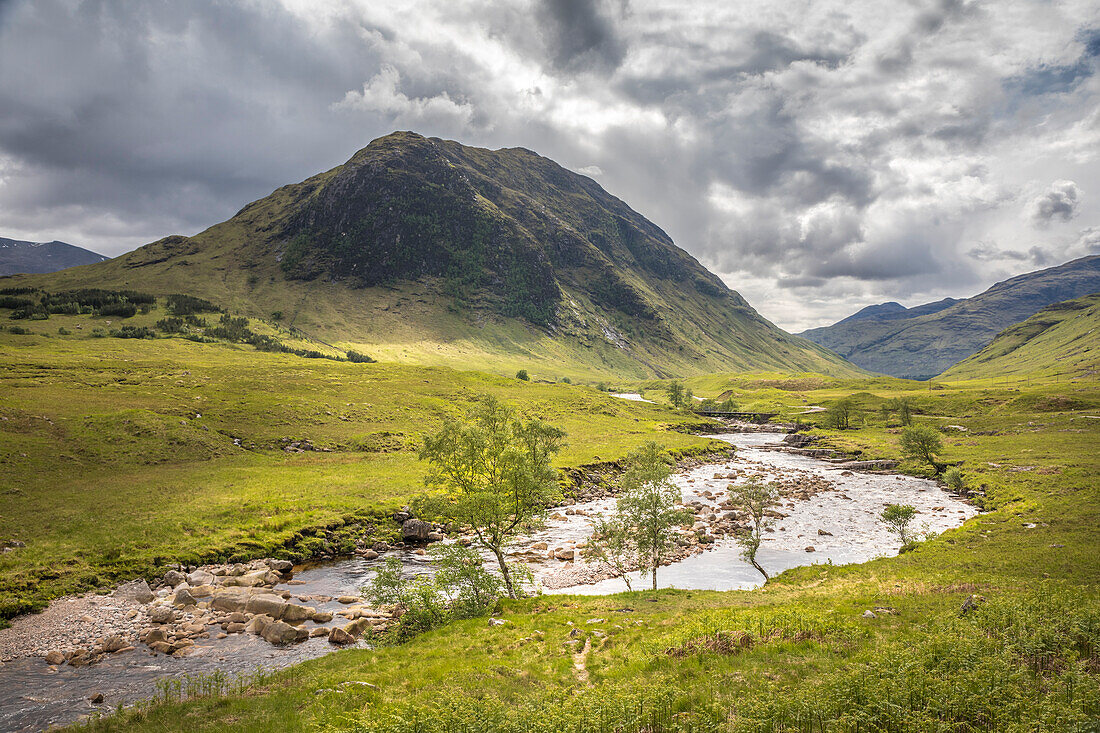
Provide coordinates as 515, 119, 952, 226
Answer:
1028, 181, 1080, 226
536, 0, 626, 73
0, 0, 1095, 329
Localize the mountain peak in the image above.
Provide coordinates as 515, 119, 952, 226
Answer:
6, 133, 860, 379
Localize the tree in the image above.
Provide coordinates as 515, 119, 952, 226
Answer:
728, 479, 779, 581
824, 397, 856, 429
900, 424, 944, 472
884, 397, 913, 426
880, 504, 917, 546
515, 369, 529, 381
665, 381, 687, 410
581, 515, 637, 591
419, 396, 565, 598
943, 466, 966, 494
614, 442, 693, 591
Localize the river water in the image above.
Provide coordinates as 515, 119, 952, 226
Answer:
0, 432, 976, 732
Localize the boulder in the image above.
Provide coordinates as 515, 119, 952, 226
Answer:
343, 618, 374, 639
189, 584, 215, 598
212, 587, 252, 613
260, 620, 300, 645
244, 594, 289, 619
221, 569, 280, 587
328, 626, 355, 645
266, 559, 294, 574
427, 532, 444, 542
245, 614, 274, 634
226, 611, 249, 624
173, 588, 197, 607
43, 650, 65, 665
862, 610, 877, 619
186, 570, 216, 586
142, 627, 168, 645
225, 622, 246, 634
312, 610, 334, 623
113, 579, 154, 604
149, 641, 173, 654
336, 595, 360, 604
149, 606, 176, 624
102, 635, 128, 653
402, 519, 431, 542
163, 570, 187, 588
310, 627, 329, 638
360, 549, 380, 560
280, 603, 315, 624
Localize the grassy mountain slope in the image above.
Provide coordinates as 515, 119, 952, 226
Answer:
3, 132, 858, 380
800, 255, 1100, 379
942, 292, 1100, 379
0, 237, 107, 276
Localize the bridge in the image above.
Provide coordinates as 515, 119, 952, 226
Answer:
694, 410, 779, 424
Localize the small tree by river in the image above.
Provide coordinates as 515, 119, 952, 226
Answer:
880, 504, 917, 547
900, 424, 944, 472
728, 479, 779, 580
609, 442, 693, 591
419, 396, 565, 599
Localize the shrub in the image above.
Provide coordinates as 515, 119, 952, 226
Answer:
881, 503, 917, 546
516, 369, 529, 381
110, 326, 156, 339
98, 302, 137, 318
900, 424, 944, 471
57, 327, 70, 335
8, 325, 29, 335
824, 396, 856, 429
347, 350, 376, 364
165, 294, 220, 316
943, 466, 966, 493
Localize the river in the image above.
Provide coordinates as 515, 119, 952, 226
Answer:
0, 432, 976, 732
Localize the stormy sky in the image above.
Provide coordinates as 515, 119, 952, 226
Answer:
1, 1, 1098, 331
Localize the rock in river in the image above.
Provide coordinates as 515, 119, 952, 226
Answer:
402, 519, 431, 542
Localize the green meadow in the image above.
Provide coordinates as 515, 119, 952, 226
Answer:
0, 313, 717, 619
5, 327, 1084, 731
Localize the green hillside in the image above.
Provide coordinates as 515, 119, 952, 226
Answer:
942, 292, 1100, 379
3, 132, 858, 381
801, 255, 1100, 379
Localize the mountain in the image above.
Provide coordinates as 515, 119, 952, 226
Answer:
832, 298, 959, 327
799, 255, 1100, 379
5, 131, 860, 380
0, 237, 107, 276
941, 292, 1100, 379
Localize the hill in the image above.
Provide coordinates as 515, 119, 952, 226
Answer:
0, 237, 107, 275
800, 255, 1100, 379
942, 292, 1100, 379
4, 131, 859, 380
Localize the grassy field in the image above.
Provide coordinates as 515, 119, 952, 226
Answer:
64, 368, 1100, 731
0, 312, 720, 619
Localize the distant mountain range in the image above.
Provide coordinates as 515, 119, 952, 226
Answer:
800, 255, 1100, 379
6, 132, 860, 380
0, 237, 107, 276
942, 292, 1100, 380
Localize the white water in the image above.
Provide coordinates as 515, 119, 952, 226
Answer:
535, 432, 977, 593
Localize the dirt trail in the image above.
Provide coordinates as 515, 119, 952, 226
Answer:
572, 637, 591, 684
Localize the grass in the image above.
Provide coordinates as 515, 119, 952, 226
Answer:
0, 313, 721, 618
48, 363, 1100, 732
